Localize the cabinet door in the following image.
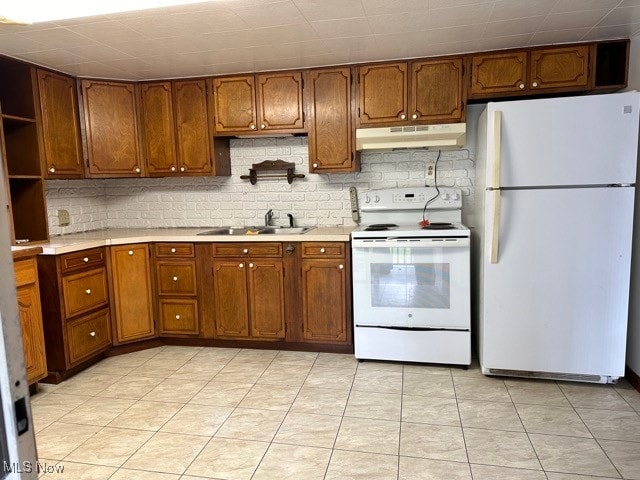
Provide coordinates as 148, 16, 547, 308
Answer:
212, 76, 257, 133
37, 69, 83, 178
256, 72, 304, 131
301, 260, 348, 343
174, 79, 212, 174
247, 260, 285, 339
411, 58, 464, 123
530, 45, 590, 91
159, 299, 199, 336
16, 284, 47, 384
110, 244, 155, 343
470, 51, 528, 97
81, 80, 143, 177
358, 62, 408, 125
139, 82, 177, 176
306, 68, 357, 173
213, 260, 249, 337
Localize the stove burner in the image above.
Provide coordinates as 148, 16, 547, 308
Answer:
422, 222, 455, 230
364, 223, 398, 231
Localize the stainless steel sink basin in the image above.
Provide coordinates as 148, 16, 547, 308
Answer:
197, 226, 314, 236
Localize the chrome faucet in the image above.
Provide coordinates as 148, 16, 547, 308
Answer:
287, 213, 294, 228
264, 209, 273, 227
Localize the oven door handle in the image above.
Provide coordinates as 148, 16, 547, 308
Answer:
356, 325, 470, 332
352, 238, 470, 248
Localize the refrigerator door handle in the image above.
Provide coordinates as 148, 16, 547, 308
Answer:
490, 111, 502, 264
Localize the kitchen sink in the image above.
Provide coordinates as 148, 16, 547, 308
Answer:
197, 226, 314, 235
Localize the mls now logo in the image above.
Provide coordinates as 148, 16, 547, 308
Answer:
3, 461, 65, 474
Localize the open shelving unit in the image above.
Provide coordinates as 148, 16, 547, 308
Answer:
0, 57, 49, 244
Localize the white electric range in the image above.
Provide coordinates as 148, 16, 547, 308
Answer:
351, 187, 471, 365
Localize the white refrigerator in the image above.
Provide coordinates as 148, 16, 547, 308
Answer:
475, 92, 640, 384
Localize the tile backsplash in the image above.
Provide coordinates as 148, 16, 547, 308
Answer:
45, 136, 477, 236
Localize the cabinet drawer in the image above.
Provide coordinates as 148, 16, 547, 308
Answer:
60, 248, 105, 274
62, 267, 109, 318
155, 243, 195, 258
301, 242, 345, 258
159, 299, 199, 335
14, 258, 38, 288
213, 243, 282, 258
66, 309, 112, 365
156, 261, 197, 296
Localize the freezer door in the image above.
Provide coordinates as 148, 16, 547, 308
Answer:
481, 187, 634, 377
487, 92, 640, 187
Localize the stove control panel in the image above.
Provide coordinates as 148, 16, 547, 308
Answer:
360, 187, 462, 211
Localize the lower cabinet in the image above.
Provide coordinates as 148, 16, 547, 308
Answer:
13, 256, 47, 384
110, 244, 155, 343
66, 310, 112, 365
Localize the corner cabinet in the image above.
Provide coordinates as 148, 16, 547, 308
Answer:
109, 244, 155, 343
80, 79, 144, 177
211, 71, 305, 135
305, 67, 359, 173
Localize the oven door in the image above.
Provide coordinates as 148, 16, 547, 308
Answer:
352, 237, 470, 329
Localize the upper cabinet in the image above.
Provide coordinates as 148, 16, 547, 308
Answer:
139, 82, 177, 175
469, 45, 591, 99
358, 58, 465, 127
211, 71, 305, 135
81, 80, 143, 177
174, 79, 213, 175
305, 67, 358, 173
37, 70, 84, 178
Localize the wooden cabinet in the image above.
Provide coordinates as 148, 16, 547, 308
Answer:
469, 45, 590, 99
306, 67, 359, 173
37, 247, 112, 382
358, 59, 464, 126
211, 71, 304, 135
110, 244, 155, 343
140, 80, 231, 177
37, 69, 83, 178
154, 243, 200, 337
300, 242, 350, 343
81, 79, 143, 177
13, 254, 47, 385
0, 58, 49, 244
212, 243, 285, 339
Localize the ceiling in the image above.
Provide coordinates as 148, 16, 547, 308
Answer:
0, 0, 639, 81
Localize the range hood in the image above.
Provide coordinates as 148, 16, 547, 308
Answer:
356, 123, 466, 151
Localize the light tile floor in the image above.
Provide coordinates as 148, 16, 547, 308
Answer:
31, 346, 640, 480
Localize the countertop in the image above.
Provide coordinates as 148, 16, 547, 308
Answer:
11, 247, 43, 261
10, 227, 355, 255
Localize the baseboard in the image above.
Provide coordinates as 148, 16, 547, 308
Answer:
626, 364, 640, 393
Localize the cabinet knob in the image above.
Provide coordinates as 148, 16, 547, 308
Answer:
83, 257, 89, 263
400, 113, 406, 119
260, 123, 266, 129
532, 81, 538, 88
312, 163, 318, 169
85, 288, 91, 295
134, 167, 141, 173
250, 124, 256, 130
170, 166, 176, 172
338, 264, 344, 269
89, 331, 96, 337
243, 248, 249, 254
170, 248, 176, 253
320, 248, 325, 253
175, 314, 181, 320
249, 262, 254, 268
285, 244, 295, 255
519, 83, 525, 89
239, 263, 244, 268
180, 166, 186, 172
172, 276, 178, 282
412, 113, 418, 119
128, 250, 134, 256
48, 166, 55, 173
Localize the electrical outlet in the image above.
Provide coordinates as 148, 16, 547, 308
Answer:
426, 162, 436, 181
58, 209, 70, 227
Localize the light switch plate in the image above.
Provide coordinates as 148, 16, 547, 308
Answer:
58, 209, 70, 226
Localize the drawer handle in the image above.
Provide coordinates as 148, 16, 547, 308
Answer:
171, 248, 177, 253
172, 276, 178, 282
83, 257, 89, 263
85, 288, 92, 295
249, 263, 254, 268
243, 248, 249, 254
320, 248, 325, 253
338, 264, 344, 270
128, 250, 134, 256
134, 167, 141, 173
175, 314, 181, 320
239, 263, 244, 269
89, 331, 96, 337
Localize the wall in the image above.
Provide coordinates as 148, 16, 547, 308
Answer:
45, 136, 478, 236
626, 35, 640, 378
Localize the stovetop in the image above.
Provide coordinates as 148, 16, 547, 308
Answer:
352, 222, 470, 239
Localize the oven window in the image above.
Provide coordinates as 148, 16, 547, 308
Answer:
371, 262, 450, 309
